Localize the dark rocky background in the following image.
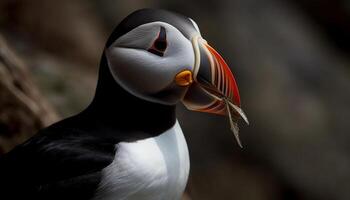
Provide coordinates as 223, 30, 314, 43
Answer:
0, 0, 349, 199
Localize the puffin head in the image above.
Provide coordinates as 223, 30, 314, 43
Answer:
103, 9, 248, 145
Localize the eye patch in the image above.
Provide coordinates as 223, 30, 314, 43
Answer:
148, 27, 167, 56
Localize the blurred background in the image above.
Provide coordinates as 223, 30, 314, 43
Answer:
0, 0, 350, 199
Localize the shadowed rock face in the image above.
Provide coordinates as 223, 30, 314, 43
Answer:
222, 1, 350, 199
0, 35, 58, 154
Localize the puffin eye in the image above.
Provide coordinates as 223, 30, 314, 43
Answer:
148, 27, 167, 56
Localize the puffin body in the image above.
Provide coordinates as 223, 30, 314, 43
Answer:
0, 8, 247, 200
95, 121, 189, 200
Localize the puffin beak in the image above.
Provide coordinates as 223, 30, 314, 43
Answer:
180, 36, 249, 147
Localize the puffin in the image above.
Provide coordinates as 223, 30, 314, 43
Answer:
0, 8, 248, 200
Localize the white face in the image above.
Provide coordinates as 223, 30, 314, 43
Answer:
105, 21, 198, 105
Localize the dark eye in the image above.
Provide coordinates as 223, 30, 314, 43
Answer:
148, 27, 167, 56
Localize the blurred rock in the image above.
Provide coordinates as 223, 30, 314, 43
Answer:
0, 0, 106, 68
0, 34, 58, 154
221, 0, 350, 199
0, 0, 102, 116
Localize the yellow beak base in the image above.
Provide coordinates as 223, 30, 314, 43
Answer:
175, 70, 193, 87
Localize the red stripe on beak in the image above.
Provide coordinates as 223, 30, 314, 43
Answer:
182, 37, 243, 117
204, 43, 241, 107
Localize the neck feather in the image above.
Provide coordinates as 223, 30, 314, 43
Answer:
85, 54, 176, 134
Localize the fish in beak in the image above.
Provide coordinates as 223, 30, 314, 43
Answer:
176, 36, 249, 148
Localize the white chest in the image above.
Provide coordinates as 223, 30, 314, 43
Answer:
93, 121, 190, 200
